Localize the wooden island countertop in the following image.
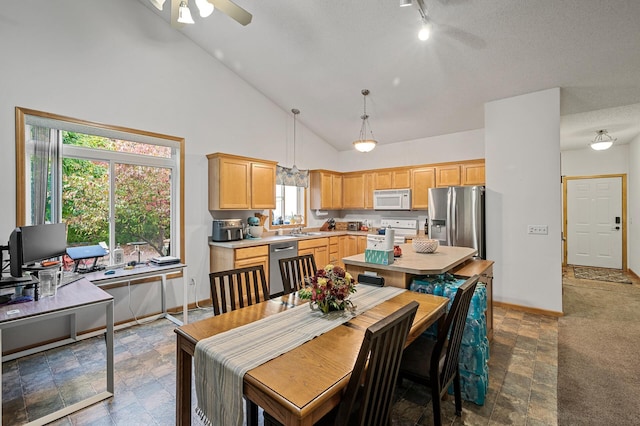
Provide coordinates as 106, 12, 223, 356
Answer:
343, 244, 477, 289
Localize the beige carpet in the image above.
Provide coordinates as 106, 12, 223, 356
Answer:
558, 271, 640, 425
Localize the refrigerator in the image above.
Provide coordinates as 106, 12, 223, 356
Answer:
428, 186, 485, 259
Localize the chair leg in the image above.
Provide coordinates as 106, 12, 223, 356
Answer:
431, 381, 443, 426
246, 399, 258, 426
453, 368, 463, 417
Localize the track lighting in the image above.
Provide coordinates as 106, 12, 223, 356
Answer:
195, 0, 214, 18
177, 1, 195, 24
149, 0, 166, 11
418, 20, 432, 40
400, 0, 413, 7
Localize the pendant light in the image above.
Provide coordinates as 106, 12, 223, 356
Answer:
353, 89, 378, 153
590, 129, 616, 151
291, 108, 300, 173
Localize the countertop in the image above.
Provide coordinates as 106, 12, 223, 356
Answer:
208, 230, 385, 249
342, 244, 477, 275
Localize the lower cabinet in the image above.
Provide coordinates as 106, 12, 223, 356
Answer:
210, 245, 269, 290
329, 237, 340, 268
298, 238, 329, 268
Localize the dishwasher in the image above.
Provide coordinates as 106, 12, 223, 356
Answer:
269, 241, 298, 296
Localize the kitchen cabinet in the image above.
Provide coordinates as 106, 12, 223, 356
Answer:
411, 167, 436, 210
357, 235, 368, 254
298, 237, 329, 268
462, 162, 485, 185
207, 153, 277, 210
375, 169, 412, 190
435, 164, 461, 187
329, 236, 340, 268
363, 173, 376, 209
210, 245, 270, 284
342, 173, 365, 209
310, 171, 343, 210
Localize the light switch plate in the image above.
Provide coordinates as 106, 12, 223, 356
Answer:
527, 225, 548, 235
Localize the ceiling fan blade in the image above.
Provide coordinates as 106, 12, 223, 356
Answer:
209, 0, 253, 26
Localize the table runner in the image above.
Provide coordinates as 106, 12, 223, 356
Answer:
194, 285, 405, 426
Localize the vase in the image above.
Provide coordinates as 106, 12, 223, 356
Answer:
311, 298, 345, 314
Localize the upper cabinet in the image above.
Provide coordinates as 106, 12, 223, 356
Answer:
411, 167, 436, 210
207, 153, 277, 210
462, 162, 486, 186
342, 173, 365, 209
364, 172, 376, 209
435, 164, 461, 187
310, 170, 343, 210
375, 169, 411, 190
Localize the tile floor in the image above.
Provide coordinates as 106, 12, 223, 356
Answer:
2, 304, 559, 425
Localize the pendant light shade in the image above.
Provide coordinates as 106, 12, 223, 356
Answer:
353, 89, 378, 153
195, 0, 214, 17
590, 129, 616, 151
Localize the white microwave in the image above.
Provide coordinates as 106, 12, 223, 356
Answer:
373, 189, 411, 210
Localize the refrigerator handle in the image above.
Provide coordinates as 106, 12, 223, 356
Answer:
448, 187, 456, 246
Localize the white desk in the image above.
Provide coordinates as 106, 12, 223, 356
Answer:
83, 262, 188, 326
0, 279, 114, 426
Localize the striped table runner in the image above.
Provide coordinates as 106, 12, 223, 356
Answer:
194, 285, 405, 426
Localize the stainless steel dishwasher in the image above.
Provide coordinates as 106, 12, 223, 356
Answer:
269, 240, 298, 296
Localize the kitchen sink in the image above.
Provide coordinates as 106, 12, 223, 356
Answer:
290, 232, 324, 237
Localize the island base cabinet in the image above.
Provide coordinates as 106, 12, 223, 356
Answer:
452, 259, 494, 341
346, 265, 413, 289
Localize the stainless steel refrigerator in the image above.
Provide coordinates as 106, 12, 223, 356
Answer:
428, 186, 485, 259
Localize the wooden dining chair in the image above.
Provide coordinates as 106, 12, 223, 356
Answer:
264, 301, 419, 426
398, 275, 480, 426
278, 253, 318, 295
208, 265, 270, 315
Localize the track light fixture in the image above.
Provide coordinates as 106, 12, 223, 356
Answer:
400, 0, 413, 7
177, 1, 195, 24
415, 0, 432, 41
195, 0, 214, 17
149, 0, 167, 11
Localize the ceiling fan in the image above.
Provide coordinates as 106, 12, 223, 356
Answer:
150, 0, 252, 28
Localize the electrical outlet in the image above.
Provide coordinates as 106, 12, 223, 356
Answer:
527, 225, 548, 235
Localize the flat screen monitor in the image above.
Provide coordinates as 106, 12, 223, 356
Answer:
7, 223, 67, 278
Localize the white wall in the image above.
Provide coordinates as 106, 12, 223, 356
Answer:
0, 0, 338, 350
338, 129, 484, 172
629, 135, 640, 275
485, 88, 563, 313
561, 145, 629, 176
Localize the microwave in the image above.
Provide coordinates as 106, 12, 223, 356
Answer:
373, 189, 411, 210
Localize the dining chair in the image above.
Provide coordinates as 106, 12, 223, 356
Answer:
264, 301, 419, 426
398, 275, 480, 426
208, 265, 270, 315
278, 253, 318, 295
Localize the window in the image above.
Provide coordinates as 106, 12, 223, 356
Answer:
16, 107, 184, 266
271, 184, 306, 227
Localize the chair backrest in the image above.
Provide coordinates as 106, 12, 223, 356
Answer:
209, 265, 269, 315
432, 275, 479, 396
278, 254, 318, 295
335, 301, 419, 426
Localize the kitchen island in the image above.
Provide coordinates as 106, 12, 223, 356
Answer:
343, 244, 477, 289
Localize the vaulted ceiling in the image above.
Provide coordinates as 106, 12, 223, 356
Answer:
139, 0, 640, 151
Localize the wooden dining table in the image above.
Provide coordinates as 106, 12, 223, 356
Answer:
175, 289, 449, 426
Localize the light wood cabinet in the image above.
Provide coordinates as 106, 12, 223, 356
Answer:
210, 245, 269, 288
375, 169, 411, 190
411, 167, 436, 210
435, 165, 461, 187
363, 173, 376, 209
357, 235, 368, 254
298, 237, 330, 268
342, 173, 364, 209
329, 237, 340, 268
310, 171, 343, 210
207, 153, 277, 210
462, 162, 485, 186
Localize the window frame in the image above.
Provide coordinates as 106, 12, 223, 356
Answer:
270, 185, 308, 229
15, 107, 185, 264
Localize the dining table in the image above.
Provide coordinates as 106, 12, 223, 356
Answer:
174, 288, 449, 426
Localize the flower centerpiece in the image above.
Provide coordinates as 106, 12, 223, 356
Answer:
299, 264, 357, 314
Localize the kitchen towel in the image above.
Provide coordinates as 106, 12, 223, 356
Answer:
194, 285, 405, 426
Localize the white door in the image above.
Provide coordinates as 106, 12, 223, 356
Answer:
567, 177, 622, 268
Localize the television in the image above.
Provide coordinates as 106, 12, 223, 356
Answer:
6, 223, 67, 279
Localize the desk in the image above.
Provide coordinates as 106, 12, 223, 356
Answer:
175, 290, 449, 426
83, 262, 188, 326
0, 279, 114, 426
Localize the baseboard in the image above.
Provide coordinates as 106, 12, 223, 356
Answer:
493, 301, 563, 317
628, 268, 639, 280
